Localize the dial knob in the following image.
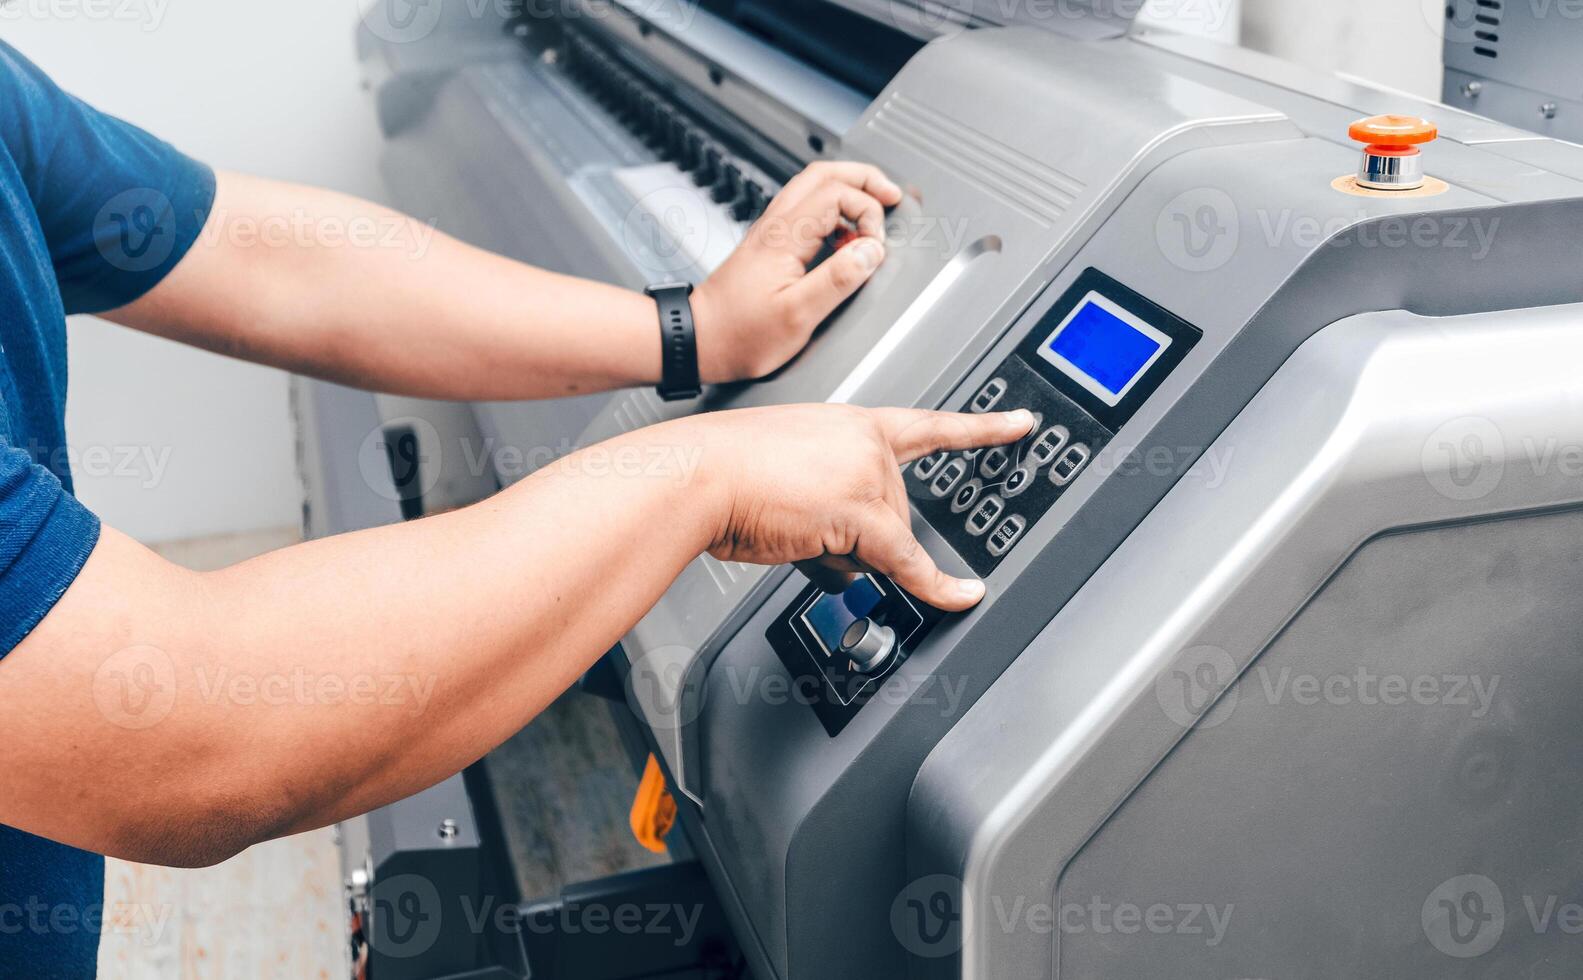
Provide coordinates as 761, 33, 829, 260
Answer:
839, 617, 897, 676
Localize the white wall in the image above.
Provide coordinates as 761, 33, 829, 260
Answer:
2, 2, 386, 543
1242, 0, 1445, 99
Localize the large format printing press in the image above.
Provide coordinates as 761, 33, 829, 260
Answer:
304, 1, 1583, 977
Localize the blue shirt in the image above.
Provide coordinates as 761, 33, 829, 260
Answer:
0, 42, 214, 978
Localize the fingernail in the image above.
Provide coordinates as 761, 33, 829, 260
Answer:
957, 579, 986, 603
852, 238, 885, 273
1007, 409, 1035, 430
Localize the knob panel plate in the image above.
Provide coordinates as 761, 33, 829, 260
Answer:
766, 573, 945, 736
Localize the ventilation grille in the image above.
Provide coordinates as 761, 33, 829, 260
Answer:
1460, 0, 1503, 58
868, 91, 1085, 228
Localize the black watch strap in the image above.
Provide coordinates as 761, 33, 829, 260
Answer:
646, 282, 701, 401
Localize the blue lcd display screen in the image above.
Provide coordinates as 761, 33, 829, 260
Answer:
801, 576, 885, 657
1037, 292, 1172, 407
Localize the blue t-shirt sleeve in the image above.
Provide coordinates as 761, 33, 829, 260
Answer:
0, 442, 100, 658
0, 41, 216, 315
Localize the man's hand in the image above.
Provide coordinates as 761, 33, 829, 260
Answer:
689, 404, 1035, 609
692, 162, 904, 383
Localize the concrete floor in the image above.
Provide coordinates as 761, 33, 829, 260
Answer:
97, 527, 349, 980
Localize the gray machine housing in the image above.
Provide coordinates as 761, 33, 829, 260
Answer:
1442, 0, 1583, 143
345, 3, 1583, 978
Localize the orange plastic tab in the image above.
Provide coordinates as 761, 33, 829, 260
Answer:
630, 754, 677, 854
1348, 114, 1438, 148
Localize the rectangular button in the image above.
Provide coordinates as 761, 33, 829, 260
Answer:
931, 458, 968, 497
1028, 425, 1070, 467
913, 451, 947, 480
980, 447, 1011, 479
970, 378, 1007, 413
966, 495, 1004, 535
987, 514, 1026, 556
1050, 443, 1091, 486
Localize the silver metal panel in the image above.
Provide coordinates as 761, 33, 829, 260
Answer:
912, 302, 1583, 978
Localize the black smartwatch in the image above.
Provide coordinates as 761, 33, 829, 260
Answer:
646, 282, 701, 401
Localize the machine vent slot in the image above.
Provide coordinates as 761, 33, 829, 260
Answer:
1461, 0, 1502, 58
868, 91, 1084, 228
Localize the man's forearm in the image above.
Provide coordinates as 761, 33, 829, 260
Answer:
0, 423, 722, 865
109, 171, 667, 400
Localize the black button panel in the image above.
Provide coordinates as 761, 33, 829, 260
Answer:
906, 354, 1109, 576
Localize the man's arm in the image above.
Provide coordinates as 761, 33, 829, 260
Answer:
0, 405, 1031, 868
105, 164, 902, 399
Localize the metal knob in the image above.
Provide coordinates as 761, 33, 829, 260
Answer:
839, 617, 897, 675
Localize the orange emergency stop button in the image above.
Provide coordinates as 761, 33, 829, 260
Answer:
1348, 114, 1438, 149
1349, 114, 1437, 190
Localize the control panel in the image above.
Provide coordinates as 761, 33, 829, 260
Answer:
766, 574, 945, 736
907, 268, 1201, 575
766, 270, 1197, 735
